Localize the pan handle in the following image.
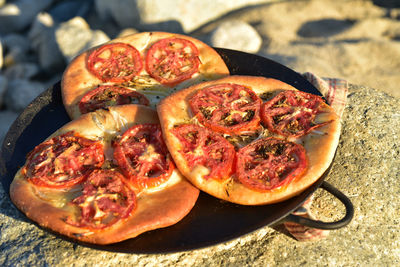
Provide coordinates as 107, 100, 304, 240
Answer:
284, 181, 354, 230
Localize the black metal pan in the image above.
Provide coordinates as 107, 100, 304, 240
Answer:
0, 48, 353, 253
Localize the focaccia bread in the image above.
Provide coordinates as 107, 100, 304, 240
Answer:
62, 31, 230, 119
157, 75, 341, 205
10, 105, 199, 244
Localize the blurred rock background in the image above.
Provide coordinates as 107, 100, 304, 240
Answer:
0, 0, 399, 143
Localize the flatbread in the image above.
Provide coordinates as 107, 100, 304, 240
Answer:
61, 31, 230, 119
157, 75, 341, 205
10, 105, 199, 244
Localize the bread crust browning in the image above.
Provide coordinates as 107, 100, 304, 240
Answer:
157, 76, 341, 205
10, 105, 199, 244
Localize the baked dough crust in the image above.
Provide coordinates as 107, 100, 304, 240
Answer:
157, 76, 341, 205
61, 31, 230, 119
10, 105, 199, 244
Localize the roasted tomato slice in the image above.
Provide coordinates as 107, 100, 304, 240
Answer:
189, 83, 262, 135
113, 124, 174, 189
87, 43, 143, 82
261, 90, 330, 137
172, 124, 235, 180
78, 85, 150, 114
67, 169, 136, 229
23, 132, 104, 188
236, 137, 307, 191
145, 37, 200, 86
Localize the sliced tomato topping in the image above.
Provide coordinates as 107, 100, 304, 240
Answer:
78, 85, 150, 114
145, 37, 200, 86
236, 137, 307, 191
172, 124, 235, 180
67, 169, 136, 229
261, 90, 330, 137
113, 124, 174, 189
87, 43, 143, 82
189, 83, 262, 135
23, 132, 104, 188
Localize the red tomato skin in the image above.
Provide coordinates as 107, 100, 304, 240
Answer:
189, 83, 262, 135
23, 132, 104, 189
113, 124, 175, 190
261, 90, 329, 138
171, 124, 235, 181
145, 37, 200, 86
236, 137, 308, 191
87, 43, 143, 83
67, 169, 136, 230
78, 85, 150, 114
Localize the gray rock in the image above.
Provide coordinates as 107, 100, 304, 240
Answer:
4, 63, 40, 80
86, 13, 121, 39
3, 50, 31, 68
0, 110, 18, 145
0, 0, 53, 34
4, 79, 45, 112
55, 16, 109, 62
212, 0, 400, 98
0, 38, 3, 69
0, 84, 399, 266
0, 75, 7, 107
94, 0, 139, 27
1, 34, 32, 66
80, 30, 110, 55
94, 0, 112, 21
2, 34, 31, 55
49, 0, 91, 22
210, 20, 263, 53
28, 12, 65, 73
94, 0, 278, 33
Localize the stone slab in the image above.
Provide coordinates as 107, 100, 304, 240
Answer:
0, 84, 399, 266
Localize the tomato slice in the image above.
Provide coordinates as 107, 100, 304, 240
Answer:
145, 37, 200, 86
261, 90, 330, 137
172, 124, 235, 180
23, 132, 104, 189
189, 83, 262, 135
67, 169, 136, 229
236, 137, 307, 191
87, 43, 143, 82
78, 85, 150, 114
113, 124, 174, 189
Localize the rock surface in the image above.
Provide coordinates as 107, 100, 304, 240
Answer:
192, 0, 400, 98
48, 0, 91, 23
3, 62, 40, 80
210, 20, 263, 53
55, 16, 109, 62
0, 0, 53, 34
0, 38, 2, 69
1, 84, 399, 266
1, 34, 32, 66
0, 111, 18, 142
0, 74, 7, 107
94, 0, 277, 33
28, 12, 65, 73
4, 79, 45, 112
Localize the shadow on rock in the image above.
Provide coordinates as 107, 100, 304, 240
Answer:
372, 0, 400, 8
297, 19, 356, 38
